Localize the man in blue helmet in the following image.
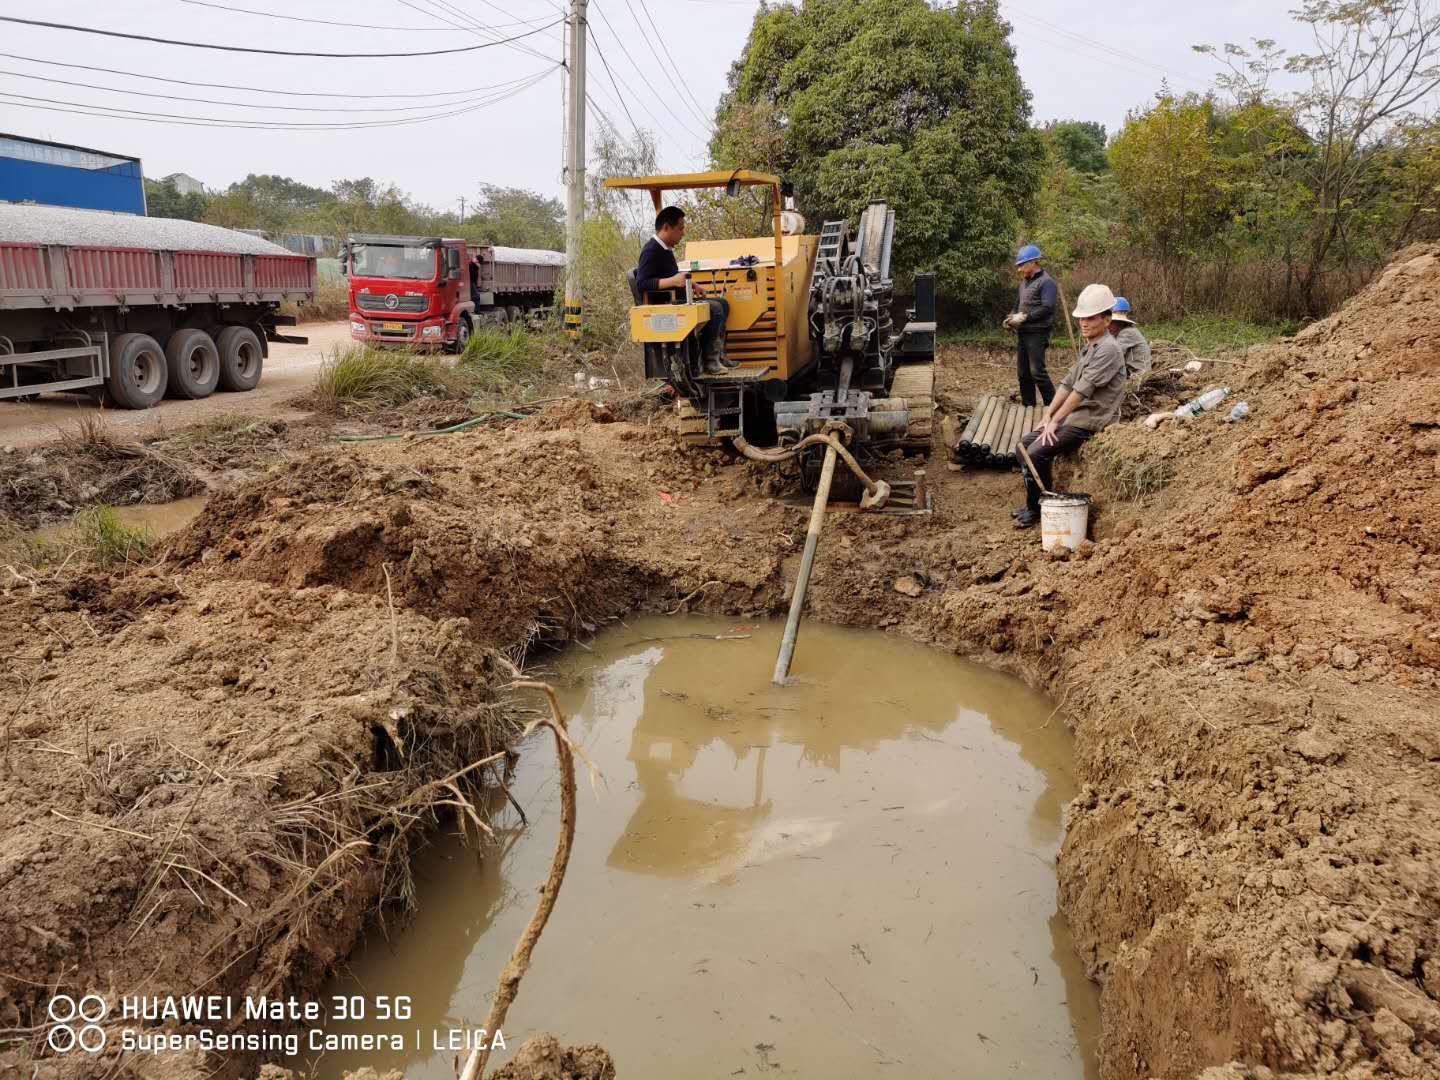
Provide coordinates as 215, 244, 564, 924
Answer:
1003, 245, 1057, 407
1109, 298, 1152, 378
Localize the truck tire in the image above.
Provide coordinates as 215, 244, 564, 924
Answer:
492, 306, 509, 325
164, 328, 220, 399
454, 314, 473, 353
505, 305, 523, 324
216, 326, 263, 392
105, 333, 168, 409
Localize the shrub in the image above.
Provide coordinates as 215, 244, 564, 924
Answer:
309, 345, 467, 412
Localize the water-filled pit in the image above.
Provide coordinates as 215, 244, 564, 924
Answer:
313, 615, 1100, 1077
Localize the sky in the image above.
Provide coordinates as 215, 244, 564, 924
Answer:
0, 0, 1320, 212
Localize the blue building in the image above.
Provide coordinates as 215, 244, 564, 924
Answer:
0, 133, 146, 215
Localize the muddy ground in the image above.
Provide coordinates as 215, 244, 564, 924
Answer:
1, 245, 1437, 1079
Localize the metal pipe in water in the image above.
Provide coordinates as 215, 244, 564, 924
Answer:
773, 441, 839, 684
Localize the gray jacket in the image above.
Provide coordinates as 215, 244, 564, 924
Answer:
1013, 269, 1057, 334
1114, 325, 1151, 378
1057, 334, 1127, 432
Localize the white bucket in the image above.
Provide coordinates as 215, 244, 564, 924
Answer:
1040, 494, 1090, 551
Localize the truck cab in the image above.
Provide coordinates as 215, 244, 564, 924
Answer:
343, 235, 473, 350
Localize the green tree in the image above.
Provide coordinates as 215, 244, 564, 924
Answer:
1046, 120, 1109, 173
467, 185, 564, 250
144, 178, 207, 221
712, 0, 1043, 307
1110, 93, 1227, 261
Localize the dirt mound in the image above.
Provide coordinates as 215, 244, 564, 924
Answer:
489, 1034, 617, 1080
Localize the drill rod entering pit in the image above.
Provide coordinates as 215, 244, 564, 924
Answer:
773, 442, 839, 684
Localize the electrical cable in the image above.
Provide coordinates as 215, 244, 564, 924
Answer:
0, 51, 526, 99
587, 2, 708, 143
395, 0, 554, 66
626, 0, 715, 133
0, 67, 556, 113
0, 68, 557, 131
588, 33, 647, 139
178, 0, 531, 31
0, 14, 563, 58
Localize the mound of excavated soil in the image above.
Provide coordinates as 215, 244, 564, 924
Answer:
1, 244, 1435, 1079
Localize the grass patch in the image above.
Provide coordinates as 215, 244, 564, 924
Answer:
1084, 435, 1176, 503
53, 415, 201, 505
458, 327, 544, 393
309, 345, 470, 413
287, 275, 350, 324
18, 505, 154, 570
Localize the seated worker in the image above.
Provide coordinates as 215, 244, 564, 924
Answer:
636, 205, 732, 375
1013, 284, 1127, 530
1110, 297, 1152, 378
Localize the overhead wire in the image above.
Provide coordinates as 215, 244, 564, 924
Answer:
587, 32, 647, 140
0, 52, 529, 99
624, 0, 715, 134
0, 67, 557, 113
177, 0, 537, 31
1002, 5, 1210, 90
586, 2, 708, 144
0, 13, 563, 58
0, 68, 558, 131
394, 0, 554, 65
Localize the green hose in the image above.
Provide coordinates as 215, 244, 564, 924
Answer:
335, 410, 530, 443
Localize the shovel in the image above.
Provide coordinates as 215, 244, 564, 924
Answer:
1016, 439, 1057, 498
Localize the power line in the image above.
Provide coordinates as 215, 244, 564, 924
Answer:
395, 0, 554, 65
0, 69, 557, 131
625, 0, 715, 134
0, 52, 532, 99
179, 0, 482, 31
0, 14, 563, 58
589, 32, 646, 140
1003, 6, 1210, 90
0, 67, 553, 112
587, 2, 708, 143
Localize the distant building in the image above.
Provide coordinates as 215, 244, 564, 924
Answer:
164, 172, 206, 196
0, 133, 145, 215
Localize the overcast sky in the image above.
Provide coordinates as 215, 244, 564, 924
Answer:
0, 0, 1317, 212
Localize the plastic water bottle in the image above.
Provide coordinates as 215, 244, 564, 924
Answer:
1174, 386, 1230, 419
1225, 402, 1250, 423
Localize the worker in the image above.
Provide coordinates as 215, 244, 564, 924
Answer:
1013, 284, 1127, 529
1110, 297, 1152, 378
636, 205, 732, 375
1002, 244, 1057, 407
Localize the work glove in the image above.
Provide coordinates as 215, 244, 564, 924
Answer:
1001, 314, 1018, 330
1011, 312, 1028, 326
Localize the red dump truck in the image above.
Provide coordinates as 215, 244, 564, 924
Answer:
0, 203, 315, 408
343, 234, 563, 350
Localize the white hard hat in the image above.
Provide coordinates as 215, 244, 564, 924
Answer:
1072, 283, 1117, 318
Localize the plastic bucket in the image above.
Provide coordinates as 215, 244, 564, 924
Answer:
1040, 494, 1090, 551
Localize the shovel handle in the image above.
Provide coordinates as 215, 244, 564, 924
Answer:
1016, 439, 1057, 499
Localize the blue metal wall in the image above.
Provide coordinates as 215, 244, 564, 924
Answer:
0, 157, 146, 214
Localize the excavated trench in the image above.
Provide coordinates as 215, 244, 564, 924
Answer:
311, 615, 1100, 1079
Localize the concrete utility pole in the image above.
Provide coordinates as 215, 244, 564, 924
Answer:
563, 0, 587, 341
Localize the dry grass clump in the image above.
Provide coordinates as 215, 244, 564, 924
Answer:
1084, 434, 1176, 502
13, 505, 154, 571
459, 327, 545, 394
289, 275, 350, 323
56, 414, 202, 505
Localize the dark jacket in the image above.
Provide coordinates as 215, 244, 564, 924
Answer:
1013, 268, 1057, 334
636, 236, 679, 297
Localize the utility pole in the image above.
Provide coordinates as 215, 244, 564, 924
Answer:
563, 0, 587, 342
458, 195, 466, 223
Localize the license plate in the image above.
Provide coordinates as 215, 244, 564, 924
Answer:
381, 321, 406, 332
648, 314, 680, 333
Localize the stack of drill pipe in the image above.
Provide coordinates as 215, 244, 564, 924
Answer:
952, 396, 1043, 467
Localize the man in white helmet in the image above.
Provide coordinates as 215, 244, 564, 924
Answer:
1013, 283, 1127, 529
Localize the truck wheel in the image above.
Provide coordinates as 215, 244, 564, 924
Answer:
505, 305, 523, 324
454, 315, 473, 353
105, 333, 168, 409
492, 306, 509, 325
164, 329, 220, 399
216, 326, 263, 391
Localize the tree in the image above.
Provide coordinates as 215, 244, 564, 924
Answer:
1046, 120, 1109, 173
468, 185, 564, 250
1197, 0, 1440, 312
1110, 92, 1227, 262
711, 0, 1043, 307
145, 178, 207, 221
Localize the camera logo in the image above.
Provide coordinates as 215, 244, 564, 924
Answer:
46, 994, 108, 1053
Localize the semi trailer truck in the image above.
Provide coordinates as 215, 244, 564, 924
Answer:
0, 203, 315, 408
343, 234, 563, 351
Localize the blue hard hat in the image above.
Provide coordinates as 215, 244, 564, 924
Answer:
1015, 244, 1042, 266
1113, 297, 1131, 312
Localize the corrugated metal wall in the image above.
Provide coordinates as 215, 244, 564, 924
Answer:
0, 158, 146, 215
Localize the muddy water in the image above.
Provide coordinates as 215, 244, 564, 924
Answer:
28, 496, 207, 544
314, 616, 1100, 1078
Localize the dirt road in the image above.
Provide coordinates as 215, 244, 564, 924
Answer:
0, 321, 350, 449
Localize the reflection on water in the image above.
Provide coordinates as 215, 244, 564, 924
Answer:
312, 616, 1100, 1078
